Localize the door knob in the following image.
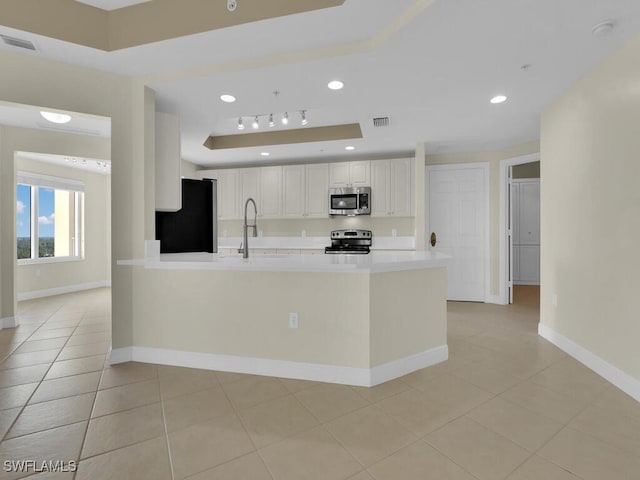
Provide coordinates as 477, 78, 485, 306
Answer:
430, 232, 437, 247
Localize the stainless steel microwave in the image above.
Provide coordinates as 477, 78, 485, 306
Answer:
329, 186, 371, 216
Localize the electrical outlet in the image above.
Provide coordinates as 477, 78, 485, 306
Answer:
391, 228, 397, 238
551, 293, 558, 307
288, 312, 299, 329
35, 269, 41, 278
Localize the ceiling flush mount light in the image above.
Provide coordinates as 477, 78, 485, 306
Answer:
261, 152, 270, 157
220, 94, 236, 103
490, 95, 507, 104
237, 117, 245, 130
282, 112, 289, 125
301, 110, 308, 126
345, 146, 355, 151
328, 80, 344, 90
227, 0, 237, 12
252, 116, 259, 129
40, 111, 71, 124
592, 20, 615, 37
268, 113, 275, 128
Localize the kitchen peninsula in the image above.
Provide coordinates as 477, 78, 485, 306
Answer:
114, 250, 449, 386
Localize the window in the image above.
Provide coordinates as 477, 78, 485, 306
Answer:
17, 171, 84, 262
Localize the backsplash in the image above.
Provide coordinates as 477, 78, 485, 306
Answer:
218, 217, 415, 238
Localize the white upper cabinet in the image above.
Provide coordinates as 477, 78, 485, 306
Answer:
370, 160, 390, 216
329, 161, 370, 187
283, 164, 329, 218
155, 112, 182, 212
370, 158, 413, 217
260, 166, 282, 218
349, 161, 371, 186
197, 169, 240, 220
283, 165, 305, 217
390, 158, 413, 217
240, 167, 260, 210
305, 163, 329, 217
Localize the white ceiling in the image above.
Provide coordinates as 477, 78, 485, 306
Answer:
1, 0, 640, 168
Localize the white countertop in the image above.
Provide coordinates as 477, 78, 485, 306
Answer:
118, 250, 449, 274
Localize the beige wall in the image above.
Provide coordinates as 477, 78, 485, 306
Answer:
540, 34, 640, 382
0, 49, 145, 350
16, 155, 111, 296
426, 141, 540, 296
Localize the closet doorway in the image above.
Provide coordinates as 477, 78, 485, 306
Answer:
509, 162, 540, 305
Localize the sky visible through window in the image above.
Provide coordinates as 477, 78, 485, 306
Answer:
17, 184, 55, 238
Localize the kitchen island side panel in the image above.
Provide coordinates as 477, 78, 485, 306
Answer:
369, 267, 448, 367
131, 267, 371, 368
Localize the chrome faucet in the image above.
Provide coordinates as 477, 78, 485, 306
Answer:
241, 197, 257, 258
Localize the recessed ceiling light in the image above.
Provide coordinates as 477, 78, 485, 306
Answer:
40, 111, 71, 124
220, 94, 236, 103
490, 95, 507, 104
345, 146, 355, 151
328, 80, 344, 90
261, 152, 270, 157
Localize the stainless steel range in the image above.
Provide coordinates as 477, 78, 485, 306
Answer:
324, 229, 372, 254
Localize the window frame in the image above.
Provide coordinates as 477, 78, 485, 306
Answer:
17, 171, 85, 265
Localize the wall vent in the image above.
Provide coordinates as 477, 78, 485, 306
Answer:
1, 34, 36, 51
372, 116, 390, 127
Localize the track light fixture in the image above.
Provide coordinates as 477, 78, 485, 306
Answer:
234, 111, 308, 132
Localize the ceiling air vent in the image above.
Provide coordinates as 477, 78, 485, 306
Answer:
1, 34, 36, 51
372, 116, 390, 127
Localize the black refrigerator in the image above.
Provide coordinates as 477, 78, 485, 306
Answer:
155, 178, 218, 254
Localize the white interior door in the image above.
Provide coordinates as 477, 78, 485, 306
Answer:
428, 164, 487, 301
508, 169, 515, 304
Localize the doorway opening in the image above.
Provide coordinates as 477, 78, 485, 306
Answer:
499, 153, 540, 305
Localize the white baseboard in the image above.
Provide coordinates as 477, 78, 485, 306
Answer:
109, 344, 448, 387
538, 323, 640, 403
0, 316, 18, 329
17, 280, 111, 301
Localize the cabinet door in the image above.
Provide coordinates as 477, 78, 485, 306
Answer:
370, 160, 390, 216
282, 165, 305, 217
329, 162, 350, 187
349, 161, 370, 186
217, 170, 240, 219
260, 166, 282, 218
518, 181, 540, 245
510, 182, 520, 244
305, 163, 329, 217
518, 245, 540, 284
390, 158, 413, 216
240, 168, 260, 215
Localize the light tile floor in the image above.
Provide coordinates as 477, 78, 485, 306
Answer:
1, 287, 639, 479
